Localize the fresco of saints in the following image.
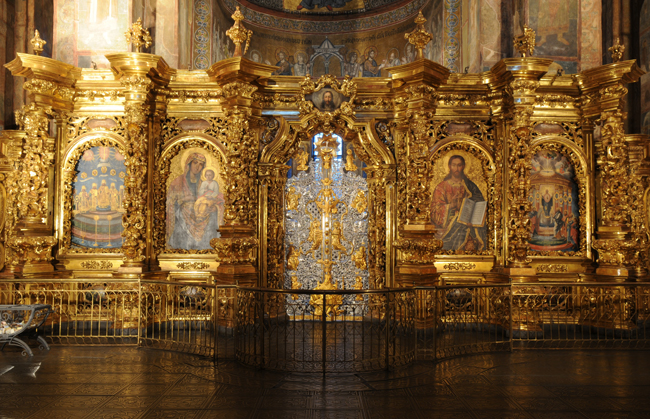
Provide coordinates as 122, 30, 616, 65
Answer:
273, 52, 292, 75
296, 0, 353, 11
362, 50, 384, 77
166, 153, 224, 250
430, 155, 487, 251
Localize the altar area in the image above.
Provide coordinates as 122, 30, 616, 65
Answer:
0, 11, 649, 370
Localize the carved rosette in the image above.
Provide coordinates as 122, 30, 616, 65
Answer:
120, 76, 153, 265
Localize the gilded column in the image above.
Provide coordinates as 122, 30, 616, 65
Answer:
626, 134, 650, 279
577, 49, 643, 278
390, 14, 449, 287
106, 24, 169, 274
364, 164, 395, 289
3, 50, 79, 276
491, 50, 552, 280
208, 10, 267, 287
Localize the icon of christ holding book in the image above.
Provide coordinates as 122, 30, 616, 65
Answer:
430, 155, 488, 251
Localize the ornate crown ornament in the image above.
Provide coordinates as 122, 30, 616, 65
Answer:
226, 6, 253, 57
404, 11, 433, 60
125, 18, 153, 53
30, 30, 46, 56
609, 38, 625, 63
513, 25, 536, 57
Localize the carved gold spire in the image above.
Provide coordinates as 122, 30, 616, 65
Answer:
226, 6, 253, 57
404, 11, 433, 60
125, 18, 152, 53
513, 25, 536, 57
609, 38, 625, 63
30, 30, 46, 56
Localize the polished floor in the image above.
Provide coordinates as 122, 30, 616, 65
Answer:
1, 345, 650, 419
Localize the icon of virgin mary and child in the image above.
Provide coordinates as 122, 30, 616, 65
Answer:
166, 153, 224, 250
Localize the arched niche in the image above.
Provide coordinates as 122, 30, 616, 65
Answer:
428, 135, 497, 273
153, 134, 227, 272
58, 132, 128, 270
529, 135, 591, 266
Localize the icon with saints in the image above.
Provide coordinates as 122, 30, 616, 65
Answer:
166, 148, 225, 250
430, 152, 488, 252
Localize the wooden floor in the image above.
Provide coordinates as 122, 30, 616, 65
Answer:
1, 345, 650, 418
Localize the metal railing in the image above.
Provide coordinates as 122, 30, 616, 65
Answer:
2, 280, 650, 371
235, 287, 415, 372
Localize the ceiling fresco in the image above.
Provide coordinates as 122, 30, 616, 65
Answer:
226, 0, 426, 33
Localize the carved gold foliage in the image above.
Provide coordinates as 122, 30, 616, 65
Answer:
532, 122, 585, 149
405, 110, 434, 224
508, 80, 540, 96
535, 264, 568, 273
443, 262, 476, 271
30, 30, 46, 56
23, 79, 74, 102
166, 90, 223, 103
125, 18, 152, 52
13, 103, 52, 221
506, 105, 535, 265
593, 239, 638, 266
436, 94, 486, 107
6, 236, 56, 266
599, 110, 630, 228
75, 90, 122, 103
80, 260, 114, 269
609, 38, 625, 63
513, 24, 536, 57
261, 164, 289, 288
221, 82, 257, 99
61, 136, 125, 254
153, 138, 225, 255
67, 115, 128, 141
394, 237, 442, 265
210, 236, 258, 264
121, 100, 151, 263
176, 262, 211, 270
221, 107, 257, 227
536, 94, 576, 108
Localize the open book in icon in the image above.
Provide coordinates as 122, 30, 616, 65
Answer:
457, 198, 487, 227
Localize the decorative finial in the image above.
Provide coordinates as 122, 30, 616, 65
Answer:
30, 30, 46, 56
125, 18, 152, 53
609, 38, 625, 63
513, 25, 536, 58
226, 6, 253, 57
404, 11, 433, 60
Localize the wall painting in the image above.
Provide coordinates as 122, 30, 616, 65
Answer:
429, 151, 488, 252
165, 148, 225, 251
71, 146, 126, 249
528, 150, 579, 252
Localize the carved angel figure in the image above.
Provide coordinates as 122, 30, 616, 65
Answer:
286, 186, 300, 211
351, 246, 367, 270
287, 244, 300, 271
307, 219, 322, 253
344, 148, 358, 171
352, 190, 367, 213
331, 221, 348, 255
296, 149, 309, 171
